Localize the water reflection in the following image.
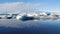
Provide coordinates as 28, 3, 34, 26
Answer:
0, 19, 60, 34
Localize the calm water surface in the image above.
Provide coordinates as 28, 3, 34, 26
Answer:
0, 19, 60, 34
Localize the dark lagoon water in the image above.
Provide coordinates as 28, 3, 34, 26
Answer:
0, 19, 60, 34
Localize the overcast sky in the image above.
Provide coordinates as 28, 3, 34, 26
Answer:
0, 0, 60, 13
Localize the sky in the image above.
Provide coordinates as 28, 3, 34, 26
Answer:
0, 0, 60, 13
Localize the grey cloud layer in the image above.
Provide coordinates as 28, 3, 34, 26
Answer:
0, 2, 40, 13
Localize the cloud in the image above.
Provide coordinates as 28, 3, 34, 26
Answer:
0, 2, 41, 14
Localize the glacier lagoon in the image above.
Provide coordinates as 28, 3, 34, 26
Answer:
0, 19, 60, 34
